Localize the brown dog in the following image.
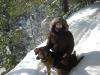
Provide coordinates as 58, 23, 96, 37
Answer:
34, 47, 54, 75
34, 47, 83, 75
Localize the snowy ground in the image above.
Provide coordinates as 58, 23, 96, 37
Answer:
6, 1, 100, 75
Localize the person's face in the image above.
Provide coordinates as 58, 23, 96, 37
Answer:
55, 22, 63, 32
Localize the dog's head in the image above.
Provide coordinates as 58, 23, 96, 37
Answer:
34, 47, 48, 62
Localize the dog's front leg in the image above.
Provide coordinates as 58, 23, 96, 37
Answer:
46, 64, 51, 75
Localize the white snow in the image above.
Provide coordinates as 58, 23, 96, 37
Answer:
70, 24, 100, 75
6, 2, 100, 75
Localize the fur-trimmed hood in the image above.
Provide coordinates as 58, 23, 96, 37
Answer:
50, 17, 69, 32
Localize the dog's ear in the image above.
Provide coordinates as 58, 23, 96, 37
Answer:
34, 48, 40, 55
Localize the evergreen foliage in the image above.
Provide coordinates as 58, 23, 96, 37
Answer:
0, 0, 36, 74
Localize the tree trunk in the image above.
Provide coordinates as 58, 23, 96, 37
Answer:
62, 0, 69, 13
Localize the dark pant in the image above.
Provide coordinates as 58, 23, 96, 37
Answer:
49, 52, 65, 68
